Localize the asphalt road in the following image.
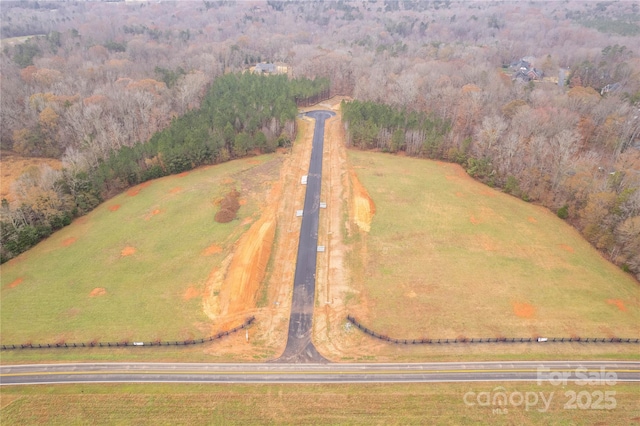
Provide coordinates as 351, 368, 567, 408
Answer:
276, 110, 335, 363
2, 361, 638, 385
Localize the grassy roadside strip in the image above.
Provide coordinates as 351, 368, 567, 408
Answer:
1, 382, 638, 425
0, 343, 639, 365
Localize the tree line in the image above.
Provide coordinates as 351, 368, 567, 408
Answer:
342, 100, 451, 156
0, 73, 327, 263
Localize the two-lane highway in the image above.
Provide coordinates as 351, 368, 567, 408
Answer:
2, 361, 639, 384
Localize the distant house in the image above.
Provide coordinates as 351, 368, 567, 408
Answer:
253, 62, 289, 75
510, 57, 544, 82
510, 59, 531, 71
527, 68, 544, 80
254, 63, 276, 74
601, 82, 622, 95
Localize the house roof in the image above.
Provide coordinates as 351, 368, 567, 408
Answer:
255, 63, 276, 73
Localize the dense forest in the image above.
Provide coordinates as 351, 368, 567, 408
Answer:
1, 0, 639, 278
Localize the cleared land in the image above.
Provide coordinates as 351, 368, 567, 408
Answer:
0, 113, 317, 363
0, 155, 282, 354
2, 101, 639, 365
1, 382, 639, 425
0, 35, 36, 49
314, 149, 639, 361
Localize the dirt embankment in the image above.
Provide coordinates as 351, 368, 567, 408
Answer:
217, 212, 276, 316
307, 98, 383, 361
202, 161, 286, 336
196, 128, 314, 359
350, 170, 376, 233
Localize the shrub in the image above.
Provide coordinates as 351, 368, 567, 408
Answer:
215, 209, 236, 223
215, 189, 241, 223
557, 204, 569, 219
277, 135, 291, 148
504, 175, 520, 195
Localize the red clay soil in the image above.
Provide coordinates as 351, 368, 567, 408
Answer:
217, 213, 276, 316
527, 216, 537, 223
169, 187, 183, 194
201, 161, 283, 343
9, 277, 23, 288
350, 170, 376, 232
183, 286, 201, 300
127, 181, 153, 197
144, 209, 162, 220
127, 187, 141, 197
607, 299, 627, 311
108, 205, 121, 212
62, 237, 77, 246
89, 287, 107, 297
480, 236, 497, 251
513, 302, 536, 318
559, 244, 574, 253
177, 172, 189, 177
470, 215, 481, 225
121, 246, 136, 256
202, 244, 222, 256
598, 326, 617, 339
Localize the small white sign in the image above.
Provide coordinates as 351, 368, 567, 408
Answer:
133, 342, 144, 346
317, 246, 325, 252
301, 175, 308, 184
320, 202, 327, 208
296, 210, 303, 217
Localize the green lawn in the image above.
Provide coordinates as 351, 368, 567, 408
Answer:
346, 152, 639, 340
1, 155, 280, 346
1, 382, 638, 425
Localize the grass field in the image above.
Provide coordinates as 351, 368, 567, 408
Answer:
1, 382, 638, 425
345, 151, 639, 341
1, 155, 280, 346
0, 35, 36, 49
